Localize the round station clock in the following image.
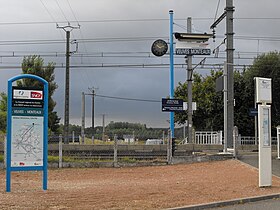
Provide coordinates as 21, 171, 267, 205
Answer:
151, 39, 168, 57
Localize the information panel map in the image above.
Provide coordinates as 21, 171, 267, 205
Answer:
11, 87, 44, 167
11, 116, 43, 166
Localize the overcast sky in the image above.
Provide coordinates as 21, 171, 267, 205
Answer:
1, 0, 280, 128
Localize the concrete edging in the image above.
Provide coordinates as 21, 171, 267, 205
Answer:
168, 193, 280, 210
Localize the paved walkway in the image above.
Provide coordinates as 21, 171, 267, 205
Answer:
209, 152, 280, 210
238, 152, 280, 177
172, 152, 280, 210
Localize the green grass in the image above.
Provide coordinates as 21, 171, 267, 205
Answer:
119, 157, 137, 163
0, 155, 139, 164
48, 156, 80, 163
48, 155, 112, 163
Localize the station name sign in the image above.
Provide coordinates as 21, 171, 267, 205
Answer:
162, 98, 184, 112
175, 48, 211, 55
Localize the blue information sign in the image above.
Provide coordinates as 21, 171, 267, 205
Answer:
6, 74, 48, 192
162, 98, 184, 112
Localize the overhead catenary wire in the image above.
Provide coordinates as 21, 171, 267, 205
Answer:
65, 0, 96, 87
39, 0, 57, 24
0, 34, 279, 47
55, 0, 69, 22
95, 94, 161, 103
66, 0, 79, 24
0, 17, 280, 26
0, 62, 251, 70
39, 0, 65, 40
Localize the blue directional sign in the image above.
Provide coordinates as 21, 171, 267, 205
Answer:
249, 107, 258, 117
162, 98, 184, 112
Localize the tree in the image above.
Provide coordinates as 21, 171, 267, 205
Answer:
174, 52, 280, 136
174, 69, 255, 135
17, 55, 60, 133
243, 52, 280, 135
0, 92, 7, 132
174, 70, 223, 131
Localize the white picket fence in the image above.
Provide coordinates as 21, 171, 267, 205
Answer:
183, 132, 277, 145
239, 136, 277, 145
182, 131, 223, 145
195, 131, 223, 145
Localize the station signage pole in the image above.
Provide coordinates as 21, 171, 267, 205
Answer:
255, 77, 272, 187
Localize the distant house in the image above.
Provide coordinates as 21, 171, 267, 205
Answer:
123, 135, 135, 144
145, 139, 163, 145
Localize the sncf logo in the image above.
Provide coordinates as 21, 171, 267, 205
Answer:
31, 91, 42, 99
18, 91, 25, 95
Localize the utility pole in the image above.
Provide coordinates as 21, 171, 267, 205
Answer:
90, 88, 95, 134
81, 88, 97, 144
57, 23, 80, 144
187, 17, 193, 144
226, 0, 235, 148
81, 92, 85, 144
223, 62, 228, 153
102, 114, 105, 141
210, 0, 234, 148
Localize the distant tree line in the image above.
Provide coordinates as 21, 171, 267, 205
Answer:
57, 121, 186, 141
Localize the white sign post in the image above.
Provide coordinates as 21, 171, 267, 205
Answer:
277, 126, 280, 159
255, 77, 272, 187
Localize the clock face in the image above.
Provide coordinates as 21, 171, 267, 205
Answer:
151, 39, 168, 57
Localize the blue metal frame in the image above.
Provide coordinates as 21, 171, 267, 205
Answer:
169, 10, 175, 138
6, 74, 48, 192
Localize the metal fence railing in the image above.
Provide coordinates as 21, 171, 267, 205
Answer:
239, 136, 277, 145
48, 134, 170, 168
1, 132, 279, 169
194, 131, 223, 145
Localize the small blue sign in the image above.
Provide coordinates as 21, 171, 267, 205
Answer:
249, 107, 258, 117
162, 98, 184, 112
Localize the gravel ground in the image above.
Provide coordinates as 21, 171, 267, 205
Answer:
1, 160, 280, 210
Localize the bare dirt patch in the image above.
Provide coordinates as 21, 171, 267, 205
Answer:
1, 160, 280, 209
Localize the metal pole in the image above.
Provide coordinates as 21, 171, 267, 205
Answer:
233, 126, 238, 158
226, 0, 235, 148
59, 134, 63, 168
224, 62, 228, 153
183, 123, 186, 142
162, 131, 165, 145
169, 10, 175, 138
277, 126, 280, 159
254, 79, 258, 145
133, 131, 135, 143
57, 24, 80, 144
72, 131, 75, 144
187, 17, 193, 144
63, 30, 70, 144
102, 114, 105, 141
81, 92, 85, 144
92, 89, 95, 134
167, 129, 171, 164
114, 134, 118, 167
